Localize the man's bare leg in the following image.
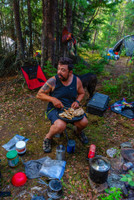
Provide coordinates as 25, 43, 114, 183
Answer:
45, 119, 67, 139
43, 119, 67, 153
74, 116, 88, 133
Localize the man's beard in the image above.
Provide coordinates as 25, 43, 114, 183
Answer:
58, 73, 69, 81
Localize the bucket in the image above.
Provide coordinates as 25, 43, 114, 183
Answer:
67, 140, 75, 153
56, 145, 66, 160
15, 141, 26, 155
89, 157, 110, 184
6, 150, 19, 167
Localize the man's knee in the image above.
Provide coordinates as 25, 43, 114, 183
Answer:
54, 120, 67, 132
84, 117, 88, 127
74, 117, 88, 129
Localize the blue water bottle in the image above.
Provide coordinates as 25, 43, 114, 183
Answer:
67, 140, 76, 153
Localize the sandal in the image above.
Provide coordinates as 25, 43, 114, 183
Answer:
43, 138, 52, 153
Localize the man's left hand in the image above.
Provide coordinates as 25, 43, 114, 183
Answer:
71, 101, 79, 109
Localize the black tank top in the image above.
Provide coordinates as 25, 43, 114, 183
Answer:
47, 74, 77, 111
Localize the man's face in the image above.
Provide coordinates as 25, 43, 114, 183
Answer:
57, 64, 70, 81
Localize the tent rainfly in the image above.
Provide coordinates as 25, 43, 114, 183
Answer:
113, 35, 134, 56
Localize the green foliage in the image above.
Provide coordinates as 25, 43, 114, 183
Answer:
102, 79, 121, 96
98, 187, 122, 200
43, 60, 57, 78
73, 61, 89, 75
102, 70, 134, 100
89, 58, 106, 74
76, 48, 107, 74
74, 57, 106, 75
120, 170, 134, 187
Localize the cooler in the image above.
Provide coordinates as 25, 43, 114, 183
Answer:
86, 92, 110, 117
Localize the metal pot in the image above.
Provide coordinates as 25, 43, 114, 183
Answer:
47, 179, 63, 199
89, 156, 110, 184
56, 145, 66, 160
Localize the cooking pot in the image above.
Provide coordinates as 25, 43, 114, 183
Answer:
89, 156, 110, 184
47, 179, 63, 199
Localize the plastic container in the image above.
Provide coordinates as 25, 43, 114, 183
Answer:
6, 150, 19, 167
87, 93, 110, 117
15, 141, 26, 155
67, 140, 75, 153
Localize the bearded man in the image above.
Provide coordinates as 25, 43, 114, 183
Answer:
36, 57, 88, 153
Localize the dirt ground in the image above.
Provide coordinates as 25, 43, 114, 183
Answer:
0, 57, 134, 200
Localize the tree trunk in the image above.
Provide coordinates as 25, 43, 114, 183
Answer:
41, 0, 45, 68
47, 0, 55, 65
44, 0, 49, 61
72, 0, 77, 35
66, 1, 72, 32
92, 29, 97, 53
27, 0, 33, 57
55, 0, 60, 64
13, 0, 24, 60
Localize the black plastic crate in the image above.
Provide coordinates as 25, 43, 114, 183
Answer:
86, 93, 110, 117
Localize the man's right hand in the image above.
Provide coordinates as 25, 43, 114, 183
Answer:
52, 98, 64, 109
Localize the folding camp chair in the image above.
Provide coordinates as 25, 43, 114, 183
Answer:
21, 65, 47, 90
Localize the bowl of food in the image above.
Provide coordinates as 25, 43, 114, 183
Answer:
57, 107, 85, 122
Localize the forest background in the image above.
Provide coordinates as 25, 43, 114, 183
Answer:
0, 1, 134, 199
0, 0, 134, 79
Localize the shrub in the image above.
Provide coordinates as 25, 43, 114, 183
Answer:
43, 61, 57, 78
98, 187, 123, 200
120, 170, 134, 187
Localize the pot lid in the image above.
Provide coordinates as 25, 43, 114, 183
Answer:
91, 158, 110, 172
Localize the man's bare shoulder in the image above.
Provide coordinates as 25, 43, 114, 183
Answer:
41, 76, 56, 92
76, 76, 82, 85
47, 76, 56, 86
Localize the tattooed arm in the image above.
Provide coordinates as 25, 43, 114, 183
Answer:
36, 77, 64, 108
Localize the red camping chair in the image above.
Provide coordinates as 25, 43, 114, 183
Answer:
21, 65, 47, 90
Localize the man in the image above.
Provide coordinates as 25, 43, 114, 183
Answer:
36, 57, 88, 153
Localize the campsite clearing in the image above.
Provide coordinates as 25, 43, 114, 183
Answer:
0, 57, 134, 200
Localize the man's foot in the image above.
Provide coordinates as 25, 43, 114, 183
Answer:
78, 131, 89, 144
43, 138, 52, 153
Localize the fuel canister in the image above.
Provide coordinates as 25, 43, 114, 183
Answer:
88, 144, 96, 159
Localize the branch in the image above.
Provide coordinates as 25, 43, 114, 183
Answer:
79, 8, 99, 38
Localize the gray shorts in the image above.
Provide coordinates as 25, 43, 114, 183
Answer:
47, 109, 60, 125
47, 108, 86, 125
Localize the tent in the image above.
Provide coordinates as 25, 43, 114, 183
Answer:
112, 35, 134, 56
1, 36, 15, 52
21, 65, 47, 90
